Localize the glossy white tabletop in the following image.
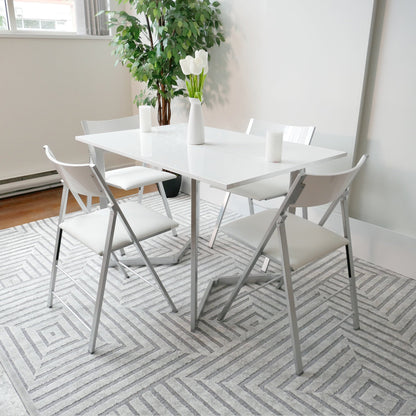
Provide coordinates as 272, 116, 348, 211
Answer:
76, 123, 346, 190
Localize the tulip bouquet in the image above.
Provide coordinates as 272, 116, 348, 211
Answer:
180, 50, 209, 102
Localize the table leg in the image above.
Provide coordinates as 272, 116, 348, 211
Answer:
190, 179, 200, 331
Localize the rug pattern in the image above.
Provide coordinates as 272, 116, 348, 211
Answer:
0, 193, 415, 415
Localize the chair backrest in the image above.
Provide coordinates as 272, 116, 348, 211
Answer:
288, 154, 368, 209
246, 118, 315, 145
81, 115, 139, 135
44, 145, 106, 199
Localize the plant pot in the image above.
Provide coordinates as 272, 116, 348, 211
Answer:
161, 173, 182, 198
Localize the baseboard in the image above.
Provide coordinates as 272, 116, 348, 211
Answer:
0, 162, 137, 199
181, 178, 416, 280
0, 171, 61, 199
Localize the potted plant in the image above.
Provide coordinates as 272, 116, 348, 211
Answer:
106, 0, 224, 196
107, 0, 224, 125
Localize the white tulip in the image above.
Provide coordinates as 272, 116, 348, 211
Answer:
195, 49, 208, 74
180, 55, 193, 75
190, 56, 203, 75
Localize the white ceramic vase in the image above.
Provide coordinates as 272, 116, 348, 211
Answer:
187, 97, 205, 145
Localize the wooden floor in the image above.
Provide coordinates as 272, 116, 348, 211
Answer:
0, 185, 156, 229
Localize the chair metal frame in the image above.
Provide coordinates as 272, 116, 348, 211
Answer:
200, 155, 368, 375
44, 146, 178, 354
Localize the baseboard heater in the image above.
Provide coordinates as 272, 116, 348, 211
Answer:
0, 170, 62, 199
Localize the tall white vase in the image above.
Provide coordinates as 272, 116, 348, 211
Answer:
187, 97, 205, 145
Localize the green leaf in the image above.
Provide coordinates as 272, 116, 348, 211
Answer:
107, 0, 225, 113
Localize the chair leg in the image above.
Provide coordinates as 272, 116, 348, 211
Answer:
88, 254, 112, 354
89, 211, 117, 354
138, 186, 144, 203
208, 192, 231, 248
86, 196, 92, 212
278, 223, 303, 376
248, 198, 255, 215
48, 228, 63, 308
346, 244, 360, 330
251, 199, 272, 272
341, 197, 360, 330
157, 182, 178, 237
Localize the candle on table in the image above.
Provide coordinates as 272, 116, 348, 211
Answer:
139, 105, 152, 132
265, 130, 283, 162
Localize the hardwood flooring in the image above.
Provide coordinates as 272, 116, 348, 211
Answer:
0, 185, 156, 229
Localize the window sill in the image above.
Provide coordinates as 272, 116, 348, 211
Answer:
0, 31, 112, 40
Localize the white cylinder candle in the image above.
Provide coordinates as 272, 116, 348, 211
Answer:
139, 105, 152, 132
265, 130, 283, 162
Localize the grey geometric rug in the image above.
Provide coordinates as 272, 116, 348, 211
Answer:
0, 193, 415, 416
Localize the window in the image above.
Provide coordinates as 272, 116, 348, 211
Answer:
0, 1, 7, 29
0, 0, 109, 35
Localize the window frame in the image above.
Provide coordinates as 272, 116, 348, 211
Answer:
0, 0, 110, 38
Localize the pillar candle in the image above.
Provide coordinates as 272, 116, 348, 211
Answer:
265, 130, 283, 162
139, 105, 152, 132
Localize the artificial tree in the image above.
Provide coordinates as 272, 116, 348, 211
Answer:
107, 0, 225, 126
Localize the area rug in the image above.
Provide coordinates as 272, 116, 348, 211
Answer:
0, 193, 415, 416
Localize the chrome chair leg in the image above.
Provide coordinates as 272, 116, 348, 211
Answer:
48, 228, 62, 308
208, 192, 231, 248
346, 244, 360, 330
278, 222, 303, 376
89, 211, 117, 354
248, 198, 255, 215
138, 186, 144, 203
157, 182, 178, 237
341, 197, 360, 330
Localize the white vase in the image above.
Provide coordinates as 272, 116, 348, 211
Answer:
187, 97, 205, 145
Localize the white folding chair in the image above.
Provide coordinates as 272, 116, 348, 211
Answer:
201, 155, 368, 375
208, 118, 315, 249
43, 145, 178, 354
81, 115, 177, 237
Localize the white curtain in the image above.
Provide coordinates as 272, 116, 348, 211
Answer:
84, 0, 109, 36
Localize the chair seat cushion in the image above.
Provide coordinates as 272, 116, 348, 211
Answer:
222, 210, 348, 270
105, 166, 176, 191
225, 175, 290, 201
60, 201, 178, 255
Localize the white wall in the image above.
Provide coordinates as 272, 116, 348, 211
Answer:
0, 36, 132, 182
189, 0, 374, 209
350, 0, 416, 239
202, 0, 375, 173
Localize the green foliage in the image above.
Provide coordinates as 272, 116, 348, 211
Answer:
107, 0, 225, 107
186, 69, 207, 102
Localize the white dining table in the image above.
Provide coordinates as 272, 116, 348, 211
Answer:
76, 123, 346, 331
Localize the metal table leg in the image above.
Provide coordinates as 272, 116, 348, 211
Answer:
190, 179, 200, 331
